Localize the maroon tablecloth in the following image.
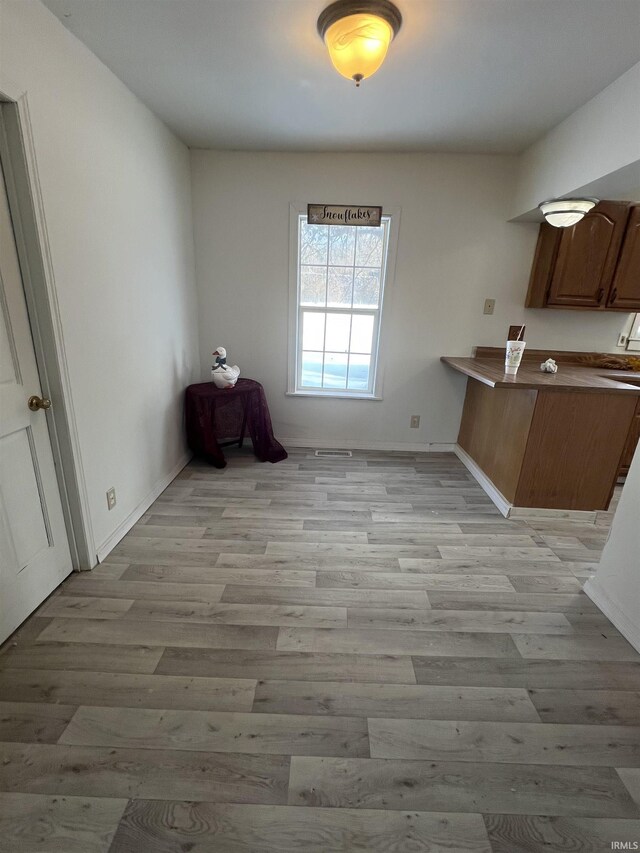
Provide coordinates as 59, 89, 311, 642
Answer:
185, 378, 288, 468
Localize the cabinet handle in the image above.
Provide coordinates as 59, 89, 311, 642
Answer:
597, 288, 604, 303
610, 288, 618, 304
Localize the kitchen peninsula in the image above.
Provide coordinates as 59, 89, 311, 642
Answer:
442, 348, 640, 517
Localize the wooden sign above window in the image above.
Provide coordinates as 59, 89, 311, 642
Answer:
307, 204, 382, 227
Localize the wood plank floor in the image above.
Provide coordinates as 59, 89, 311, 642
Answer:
1, 447, 639, 852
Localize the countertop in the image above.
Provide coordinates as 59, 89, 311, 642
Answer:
441, 357, 640, 394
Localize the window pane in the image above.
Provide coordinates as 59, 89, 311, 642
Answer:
350, 314, 374, 354
301, 351, 323, 387
348, 354, 371, 391
325, 313, 351, 352
355, 227, 384, 267
327, 267, 353, 307
353, 267, 381, 307
323, 352, 348, 388
300, 266, 326, 305
302, 311, 325, 351
300, 223, 328, 264
329, 225, 355, 266
295, 214, 390, 397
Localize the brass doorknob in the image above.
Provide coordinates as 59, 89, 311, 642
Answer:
28, 395, 51, 412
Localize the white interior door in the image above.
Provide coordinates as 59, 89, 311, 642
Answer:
0, 158, 72, 644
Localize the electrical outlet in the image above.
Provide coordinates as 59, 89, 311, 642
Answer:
410, 415, 420, 429
618, 333, 628, 347
483, 299, 495, 315
106, 487, 116, 511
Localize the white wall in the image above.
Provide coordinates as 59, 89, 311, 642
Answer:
586, 448, 640, 653
513, 62, 640, 219
191, 150, 628, 449
0, 0, 200, 560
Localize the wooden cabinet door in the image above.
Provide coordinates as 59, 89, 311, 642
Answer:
546, 202, 631, 308
608, 206, 640, 310
619, 405, 640, 474
524, 224, 561, 308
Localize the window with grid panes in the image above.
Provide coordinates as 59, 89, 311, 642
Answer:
628, 313, 640, 351
292, 213, 391, 397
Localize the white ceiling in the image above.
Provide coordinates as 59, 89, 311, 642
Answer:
42, 0, 640, 153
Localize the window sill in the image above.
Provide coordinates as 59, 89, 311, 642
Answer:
286, 390, 383, 401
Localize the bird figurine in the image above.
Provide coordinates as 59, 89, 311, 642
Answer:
211, 347, 240, 389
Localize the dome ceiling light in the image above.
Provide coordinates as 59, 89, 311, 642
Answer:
317, 0, 402, 87
539, 198, 599, 228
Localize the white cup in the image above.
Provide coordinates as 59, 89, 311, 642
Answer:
505, 340, 526, 374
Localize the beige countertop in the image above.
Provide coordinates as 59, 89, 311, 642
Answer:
441, 356, 640, 395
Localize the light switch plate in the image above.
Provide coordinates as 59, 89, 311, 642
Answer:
483, 299, 495, 315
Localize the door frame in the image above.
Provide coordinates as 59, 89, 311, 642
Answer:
0, 78, 95, 570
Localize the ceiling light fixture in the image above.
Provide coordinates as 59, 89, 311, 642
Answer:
317, 0, 402, 87
538, 198, 598, 228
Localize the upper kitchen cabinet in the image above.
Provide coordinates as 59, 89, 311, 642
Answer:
609, 205, 640, 310
525, 201, 639, 310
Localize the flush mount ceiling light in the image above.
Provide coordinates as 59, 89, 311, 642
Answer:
539, 198, 598, 228
317, 0, 402, 87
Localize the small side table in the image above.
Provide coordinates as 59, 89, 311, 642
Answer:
185, 378, 288, 469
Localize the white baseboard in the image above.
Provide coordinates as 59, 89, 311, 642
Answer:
584, 578, 640, 654
454, 445, 512, 516
95, 451, 192, 562
281, 438, 456, 454
453, 444, 597, 522
509, 506, 598, 522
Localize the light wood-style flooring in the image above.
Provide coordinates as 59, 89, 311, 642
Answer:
0, 448, 639, 852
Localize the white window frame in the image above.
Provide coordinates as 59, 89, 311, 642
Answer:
287, 203, 399, 400
627, 313, 640, 352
